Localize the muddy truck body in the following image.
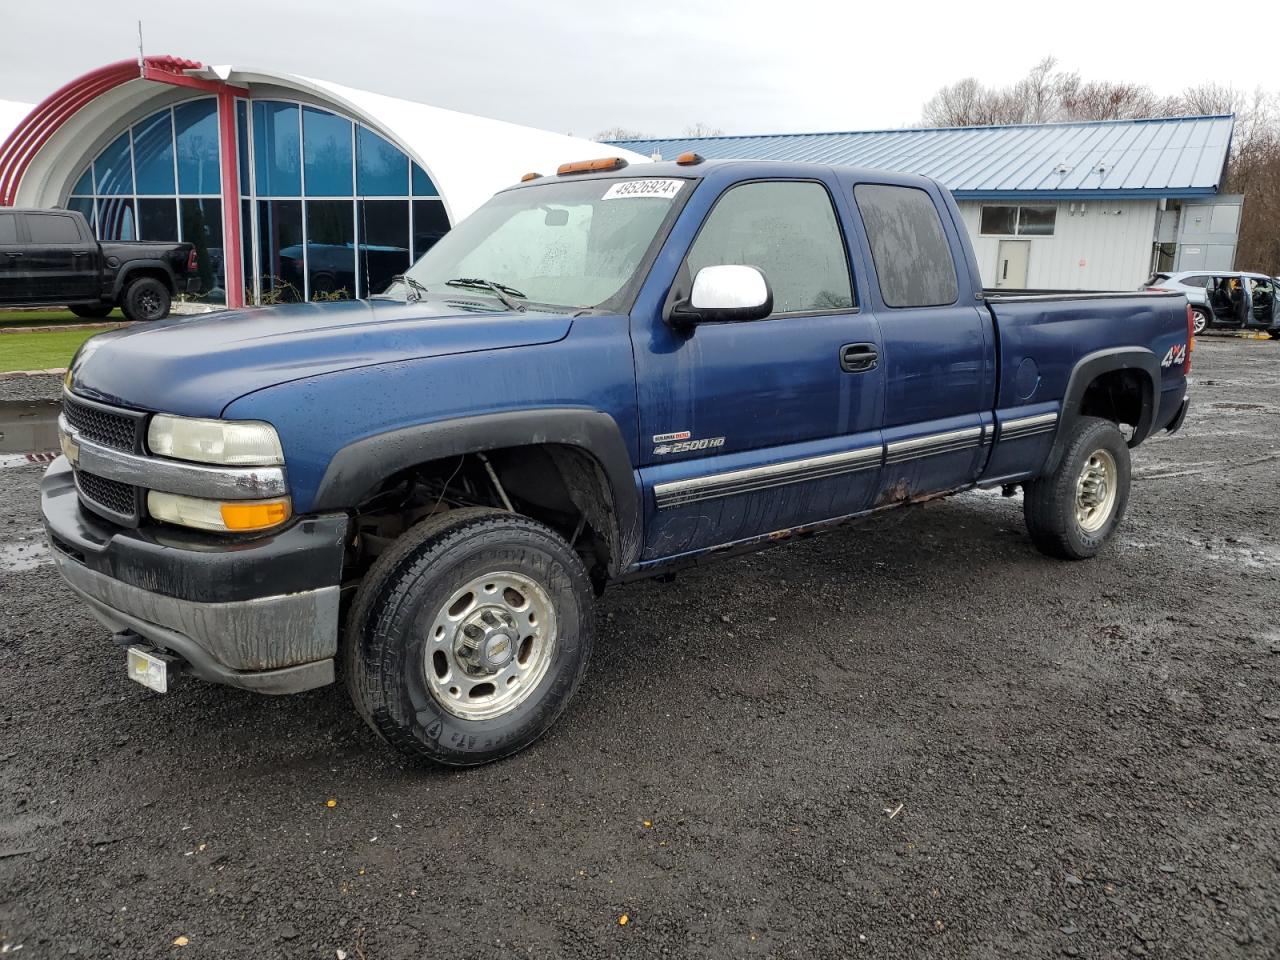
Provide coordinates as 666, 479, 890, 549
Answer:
42, 158, 1192, 764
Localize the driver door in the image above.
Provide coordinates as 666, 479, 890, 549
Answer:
1247, 277, 1274, 328
632, 177, 884, 562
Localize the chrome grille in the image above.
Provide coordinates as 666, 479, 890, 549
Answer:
63, 393, 146, 525
76, 471, 138, 519
63, 396, 140, 452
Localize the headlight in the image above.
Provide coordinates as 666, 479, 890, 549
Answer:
147, 491, 292, 532
147, 414, 284, 466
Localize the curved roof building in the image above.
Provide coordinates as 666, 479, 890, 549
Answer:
0, 56, 646, 306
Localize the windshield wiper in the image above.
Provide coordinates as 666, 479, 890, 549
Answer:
445, 277, 527, 312
380, 274, 430, 302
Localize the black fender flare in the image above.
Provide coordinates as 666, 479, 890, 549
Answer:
1045, 347, 1161, 474
312, 408, 641, 573
112, 261, 177, 299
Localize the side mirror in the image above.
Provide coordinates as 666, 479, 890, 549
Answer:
669, 264, 773, 326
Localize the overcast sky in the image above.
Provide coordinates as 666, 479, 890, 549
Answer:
0, 0, 1269, 138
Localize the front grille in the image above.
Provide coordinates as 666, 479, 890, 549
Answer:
63, 396, 139, 452
76, 471, 138, 519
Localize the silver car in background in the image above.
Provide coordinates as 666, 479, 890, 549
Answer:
1145, 270, 1280, 339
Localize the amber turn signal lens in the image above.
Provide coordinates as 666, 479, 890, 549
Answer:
220, 499, 291, 531
675, 152, 704, 165
521, 172, 541, 182
556, 156, 629, 176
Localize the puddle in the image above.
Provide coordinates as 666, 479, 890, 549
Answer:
0, 400, 59, 455
1177, 535, 1280, 573
0, 530, 51, 572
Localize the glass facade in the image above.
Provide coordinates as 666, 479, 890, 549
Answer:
245, 98, 444, 302
68, 96, 449, 305
69, 98, 225, 300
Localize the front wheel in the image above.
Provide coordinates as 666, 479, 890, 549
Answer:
344, 508, 595, 766
1023, 416, 1131, 560
120, 276, 171, 322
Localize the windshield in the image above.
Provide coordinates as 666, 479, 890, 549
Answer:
396, 176, 689, 311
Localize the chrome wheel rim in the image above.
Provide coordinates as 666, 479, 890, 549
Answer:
423, 571, 557, 721
1075, 449, 1118, 533
1192, 310, 1207, 335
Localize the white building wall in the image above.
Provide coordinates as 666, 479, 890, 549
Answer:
0, 99, 33, 145
956, 200, 1159, 291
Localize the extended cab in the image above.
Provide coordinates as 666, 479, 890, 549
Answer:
42, 159, 1193, 765
0, 208, 198, 321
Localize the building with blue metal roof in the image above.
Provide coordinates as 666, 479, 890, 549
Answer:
611, 115, 1239, 290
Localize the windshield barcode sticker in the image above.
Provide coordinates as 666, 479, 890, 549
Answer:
601, 179, 685, 201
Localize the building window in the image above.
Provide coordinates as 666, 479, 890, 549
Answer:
71, 97, 449, 306
980, 204, 1057, 237
68, 97, 224, 299
245, 99, 447, 302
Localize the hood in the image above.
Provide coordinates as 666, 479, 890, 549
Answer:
67, 298, 574, 416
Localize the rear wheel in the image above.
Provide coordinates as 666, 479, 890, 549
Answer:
344, 507, 595, 766
1191, 307, 1210, 335
69, 303, 113, 320
1024, 416, 1131, 560
120, 276, 171, 322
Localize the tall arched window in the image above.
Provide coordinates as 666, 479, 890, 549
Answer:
245, 99, 448, 303
68, 98, 224, 301
68, 97, 450, 305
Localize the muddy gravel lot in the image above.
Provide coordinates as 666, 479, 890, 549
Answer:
1, 337, 1278, 959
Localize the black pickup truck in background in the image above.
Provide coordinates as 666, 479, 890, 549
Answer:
0, 208, 198, 321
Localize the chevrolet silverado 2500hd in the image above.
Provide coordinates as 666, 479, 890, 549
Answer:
43, 156, 1192, 765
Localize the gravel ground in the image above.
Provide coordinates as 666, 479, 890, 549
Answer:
1, 337, 1277, 959
0, 374, 64, 404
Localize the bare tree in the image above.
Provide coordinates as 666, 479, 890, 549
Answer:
684, 122, 725, 138
922, 77, 997, 126
595, 126, 648, 141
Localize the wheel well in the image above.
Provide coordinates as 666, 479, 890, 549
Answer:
120, 267, 174, 296
346, 444, 620, 589
1078, 369, 1151, 435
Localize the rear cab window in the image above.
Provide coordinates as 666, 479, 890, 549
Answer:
0, 212, 18, 244
25, 213, 83, 243
853, 184, 958, 308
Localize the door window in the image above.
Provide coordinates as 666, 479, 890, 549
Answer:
0, 213, 17, 244
854, 184, 959, 307
685, 181, 853, 315
26, 213, 81, 243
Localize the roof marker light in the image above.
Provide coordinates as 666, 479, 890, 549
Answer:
676, 152, 705, 166
557, 157, 629, 176
521, 172, 542, 182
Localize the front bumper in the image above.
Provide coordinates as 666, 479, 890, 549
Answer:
42, 456, 348, 694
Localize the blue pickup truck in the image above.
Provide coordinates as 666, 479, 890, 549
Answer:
43, 156, 1193, 765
